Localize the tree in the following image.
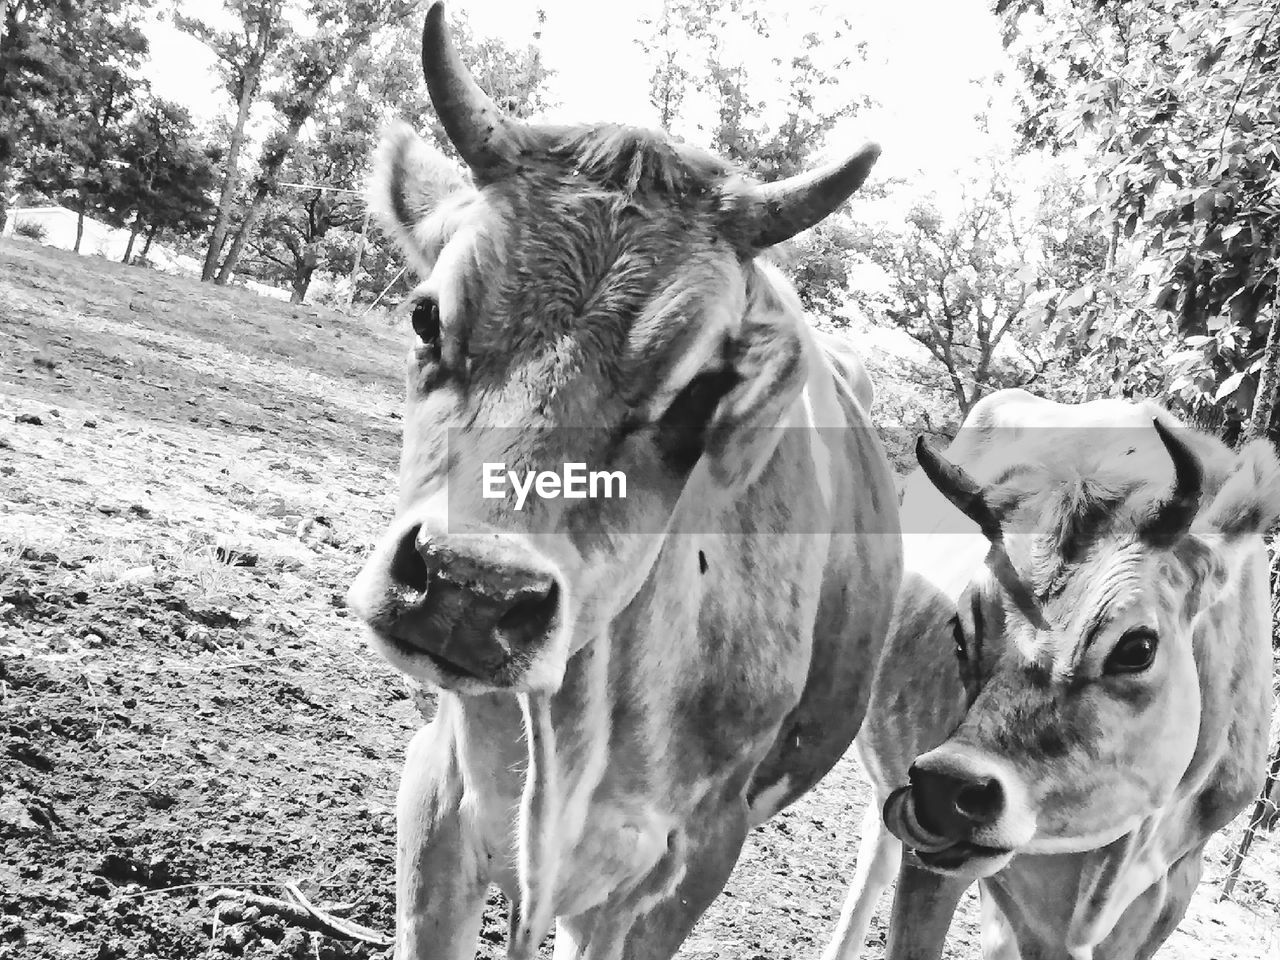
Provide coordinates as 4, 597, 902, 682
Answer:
177, 0, 290, 281
110, 97, 220, 263
0, 0, 72, 229
3, 0, 151, 248
636, 0, 873, 314
637, 0, 710, 131
212, 0, 420, 285
243, 7, 554, 307
238, 117, 363, 302
998, 0, 1280, 443
847, 164, 1051, 419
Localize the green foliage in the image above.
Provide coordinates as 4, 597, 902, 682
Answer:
111, 97, 220, 244
355, 7, 554, 160
847, 162, 1056, 418
239, 120, 364, 302
177, 0, 291, 281
13, 219, 46, 241
637, 0, 870, 311
0, 0, 77, 222
3, 0, 153, 241
774, 219, 859, 316
210, 1, 428, 284
998, 0, 1280, 440
174, 0, 291, 107
324, 10, 555, 305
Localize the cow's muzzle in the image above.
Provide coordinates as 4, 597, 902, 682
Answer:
349, 521, 563, 689
882, 749, 1020, 876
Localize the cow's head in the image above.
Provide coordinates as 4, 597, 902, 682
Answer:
347, 2, 880, 695
884, 418, 1280, 878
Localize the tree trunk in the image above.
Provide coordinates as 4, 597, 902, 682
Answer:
140, 223, 159, 259
214, 90, 335, 285
346, 209, 370, 307
122, 216, 142, 263
1246, 302, 1280, 444
201, 14, 274, 281
73, 209, 84, 252
214, 181, 269, 284
290, 264, 314, 303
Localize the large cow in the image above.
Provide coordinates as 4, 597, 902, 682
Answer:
821, 388, 1280, 960
345, 5, 903, 959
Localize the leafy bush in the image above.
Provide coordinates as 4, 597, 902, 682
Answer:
13, 219, 47, 242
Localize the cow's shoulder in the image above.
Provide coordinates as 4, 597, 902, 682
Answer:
813, 328, 874, 414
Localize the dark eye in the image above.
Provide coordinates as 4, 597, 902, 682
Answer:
1104, 628, 1158, 674
951, 617, 968, 661
410, 297, 441, 354
654, 368, 740, 473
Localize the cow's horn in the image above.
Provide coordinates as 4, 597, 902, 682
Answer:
421, 2, 521, 181
747, 143, 881, 249
1139, 418, 1203, 545
915, 436, 1004, 542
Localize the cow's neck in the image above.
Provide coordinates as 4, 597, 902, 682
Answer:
445, 355, 841, 911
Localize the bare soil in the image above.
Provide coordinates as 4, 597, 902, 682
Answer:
1, 237, 1276, 959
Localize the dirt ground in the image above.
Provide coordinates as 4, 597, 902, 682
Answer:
2, 237, 1277, 959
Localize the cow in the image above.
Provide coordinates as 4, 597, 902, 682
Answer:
820, 388, 1280, 960
815, 328, 876, 415
345, 4, 903, 959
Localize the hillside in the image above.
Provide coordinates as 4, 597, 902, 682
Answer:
1, 237, 1276, 959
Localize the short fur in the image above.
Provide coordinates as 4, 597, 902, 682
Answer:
822, 388, 1280, 960
349, 30, 898, 960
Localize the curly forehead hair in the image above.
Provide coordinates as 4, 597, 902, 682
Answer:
972, 425, 1236, 596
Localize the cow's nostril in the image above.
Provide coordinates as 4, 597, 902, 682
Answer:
496, 581, 559, 646
954, 777, 1004, 824
389, 525, 429, 593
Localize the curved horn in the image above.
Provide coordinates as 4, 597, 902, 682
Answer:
421, 2, 521, 181
1139, 418, 1203, 545
915, 436, 1003, 542
748, 143, 881, 249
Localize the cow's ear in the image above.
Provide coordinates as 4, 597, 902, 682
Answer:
702, 268, 811, 492
368, 122, 470, 270
1202, 438, 1280, 538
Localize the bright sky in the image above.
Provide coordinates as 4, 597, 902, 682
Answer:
142, 0, 1017, 207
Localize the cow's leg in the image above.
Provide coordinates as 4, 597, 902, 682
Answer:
978, 882, 1020, 960
884, 862, 971, 960
1095, 845, 1203, 960
396, 721, 489, 960
611, 801, 748, 960
551, 910, 629, 960
1135, 847, 1202, 960
821, 801, 902, 960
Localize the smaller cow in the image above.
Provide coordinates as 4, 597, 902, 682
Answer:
822, 389, 1280, 960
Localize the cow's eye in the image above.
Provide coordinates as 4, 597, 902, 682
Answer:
655, 368, 739, 473
410, 297, 442, 355
951, 617, 968, 661
1104, 628, 1158, 674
